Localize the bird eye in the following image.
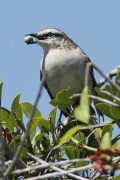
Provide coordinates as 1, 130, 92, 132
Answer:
43, 32, 53, 39
47, 32, 53, 36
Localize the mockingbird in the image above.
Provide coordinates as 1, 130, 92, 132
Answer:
26, 28, 96, 114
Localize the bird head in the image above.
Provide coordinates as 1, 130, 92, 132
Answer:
25, 28, 68, 50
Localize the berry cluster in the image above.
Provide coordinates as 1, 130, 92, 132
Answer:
89, 148, 120, 174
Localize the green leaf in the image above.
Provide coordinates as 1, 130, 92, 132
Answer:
111, 142, 118, 149
109, 107, 120, 126
0, 82, 3, 107
21, 147, 27, 158
116, 92, 120, 98
39, 118, 50, 132
74, 131, 85, 144
112, 87, 118, 96
59, 125, 81, 147
31, 117, 50, 134
21, 102, 41, 118
101, 125, 113, 149
103, 84, 112, 92
112, 134, 120, 145
95, 128, 102, 138
32, 130, 42, 146
10, 135, 21, 150
110, 106, 120, 119
76, 161, 88, 168
65, 145, 82, 160
28, 116, 49, 134
9, 111, 20, 129
98, 85, 113, 102
97, 84, 113, 101
59, 121, 79, 138
11, 94, 22, 121
115, 69, 120, 84
97, 103, 114, 119
88, 134, 99, 150
50, 88, 71, 113
65, 146, 76, 159
73, 87, 90, 124
41, 133, 50, 150
110, 177, 120, 180
0, 109, 14, 131
49, 107, 57, 127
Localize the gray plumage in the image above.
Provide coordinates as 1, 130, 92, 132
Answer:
27, 28, 96, 103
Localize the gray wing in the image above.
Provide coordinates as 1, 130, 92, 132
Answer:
40, 56, 54, 99
40, 70, 54, 99
86, 58, 97, 88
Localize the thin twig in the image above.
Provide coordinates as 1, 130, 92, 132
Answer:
45, 146, 57, 162
5, 161, 12, 166
100, 90, 120, 103
4, 83, 43, 177
11, 156, 120, 176
80, 120, 113, 130
98, 65, 120, 88
92, 63, 120, 91
50, 117, 60, 162
89, 170, 97, 180
28, 152, 85, 180
11, 158, 90, 175
71, 94, 120, 107
23, 164, 94, 180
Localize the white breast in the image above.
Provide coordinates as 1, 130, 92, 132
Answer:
41, 47, 93, 98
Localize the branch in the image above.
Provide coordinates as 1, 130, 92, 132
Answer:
71, 94, 120, 107
23, 163, 94, 180
23, 164, 94, 180
11, 158, 90, 175
100, 90, 120, 103
4, 83, 43, 177
92, 64, 120, 91
80, 120, 113, 130
28, 152, 86, 180
98, 65, 120, 88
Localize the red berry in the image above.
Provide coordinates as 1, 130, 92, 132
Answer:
98, 149, 112, 155
89, 155, 98, 161
114, 148, 120, 155
99, 157, 107, 162
96, 159, 106, 165
95, 151, 101, 156
94, 165, 106, 174
1, 127, 11, 143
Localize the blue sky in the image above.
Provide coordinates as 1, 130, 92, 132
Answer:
1, 0, 120, 121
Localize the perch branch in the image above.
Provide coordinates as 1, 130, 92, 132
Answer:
11, 157, 90, 175
28, 152, 85, 180
23, 164, 94, 180
97, 65, 120, 88
92, 64, 120, 90
71, 94, 120, 107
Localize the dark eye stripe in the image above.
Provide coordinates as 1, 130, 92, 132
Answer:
37, 32, 63, 40
43, 32, 63, 38
43, 32, 53, 38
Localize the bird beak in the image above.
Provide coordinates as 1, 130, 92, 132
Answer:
25, 33, 39, 44
27, 34, 38, 38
